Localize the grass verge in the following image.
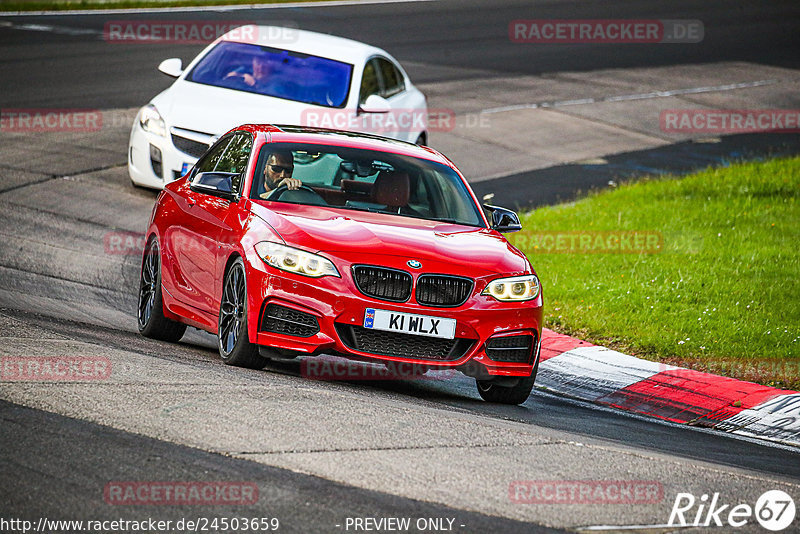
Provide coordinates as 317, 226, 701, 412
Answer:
508, 156, 800, 390
0, 0, 324, 12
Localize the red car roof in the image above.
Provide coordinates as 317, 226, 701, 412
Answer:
232, 124, 455, 168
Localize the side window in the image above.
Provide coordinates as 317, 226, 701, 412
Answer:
377, 58, 404, 98
359, 59, 380, 105
193, 136, 231, 176
213, 132, 253, 193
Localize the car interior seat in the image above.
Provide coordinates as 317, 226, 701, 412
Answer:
372, 171, 410, 213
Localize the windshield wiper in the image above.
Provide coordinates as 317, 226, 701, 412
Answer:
341, 206, 381, 214
338, 208, 469, 226
430, 217, 461, 224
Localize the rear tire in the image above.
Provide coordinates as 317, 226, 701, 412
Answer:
138, 239, 187, 342
218, 258, 267, 369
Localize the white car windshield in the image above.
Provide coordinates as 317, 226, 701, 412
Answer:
187, 42, 353, 108
251, 142, 486, 228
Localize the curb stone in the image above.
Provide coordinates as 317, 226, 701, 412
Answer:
538, 329, 800, 447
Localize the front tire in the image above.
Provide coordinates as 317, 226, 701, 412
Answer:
218, 258, 267, 369
476, 375, 535, 405
138, 239, 186, 342
475, 348, 539, 405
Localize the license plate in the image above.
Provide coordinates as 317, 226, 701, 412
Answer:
364, 308, 456, 340
181, 162, 191, 176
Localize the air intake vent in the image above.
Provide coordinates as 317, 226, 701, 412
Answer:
260, 304, 319, 338
336, 324, 472, 361
416, 274, 473, 307
172, 133, 210, 158
485, 334, 535, 363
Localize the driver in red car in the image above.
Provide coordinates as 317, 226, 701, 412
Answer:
259, 150, 302, 199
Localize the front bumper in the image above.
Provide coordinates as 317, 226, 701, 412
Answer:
244, 251, 543, 378
128, 120, 212, 189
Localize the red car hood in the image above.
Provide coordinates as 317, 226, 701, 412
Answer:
250, 203, 529, 277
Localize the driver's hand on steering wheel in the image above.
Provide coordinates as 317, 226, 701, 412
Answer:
277, 177, 302, 190
224, 71, 256, 87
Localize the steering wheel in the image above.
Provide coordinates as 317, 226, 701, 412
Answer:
267, 185, 328, 205
227, 78, 253, 91
222, 71, 253, 89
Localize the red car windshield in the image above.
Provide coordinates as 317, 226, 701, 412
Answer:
251, 143, 485, 227
187, 42, 353, 108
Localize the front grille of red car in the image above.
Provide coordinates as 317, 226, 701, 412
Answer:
335, 324, 473, 361
485, 334, 536, 363
260, 304, 319, 338
352, 265, 412, 302
415, 274, 473, 307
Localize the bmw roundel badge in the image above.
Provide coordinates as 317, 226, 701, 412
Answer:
407, 260, 422, 269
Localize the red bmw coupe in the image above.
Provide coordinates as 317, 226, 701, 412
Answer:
138, 125, 543, 404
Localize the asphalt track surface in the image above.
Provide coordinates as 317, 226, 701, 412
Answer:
0, 0, 798, 109
1, 0, 800, 532
1, 399, 562, 533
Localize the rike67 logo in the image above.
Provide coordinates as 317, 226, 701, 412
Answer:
669, 490, 796, 531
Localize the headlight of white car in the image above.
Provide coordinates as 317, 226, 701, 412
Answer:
139, 104, 167, 137
255, 242, 340, 278
482, 274, 540, 301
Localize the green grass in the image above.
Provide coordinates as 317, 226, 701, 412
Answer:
0, 0, 326, 12
508, 156, 800, 390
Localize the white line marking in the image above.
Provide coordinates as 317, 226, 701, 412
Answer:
579, 524, 690, 531
13, 22, 101, 36
551, 97, 596, 106
481, 79, 779, 114
0, 0, 434, 17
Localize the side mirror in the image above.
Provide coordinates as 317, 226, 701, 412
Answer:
358, 94, 391, 114
484, 204, 522, 233
158, 58, 183, 78
190, 172, 238, 201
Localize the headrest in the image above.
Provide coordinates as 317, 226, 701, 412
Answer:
340, 179, 373, 194
372, 171, 410, 207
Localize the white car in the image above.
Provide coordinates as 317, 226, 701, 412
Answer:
128, 25, 428, 189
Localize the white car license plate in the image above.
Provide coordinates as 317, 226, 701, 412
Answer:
364, 308, 456, 340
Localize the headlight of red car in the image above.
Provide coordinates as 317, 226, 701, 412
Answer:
482, 274, 540, 301
255, 241, 340, 278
